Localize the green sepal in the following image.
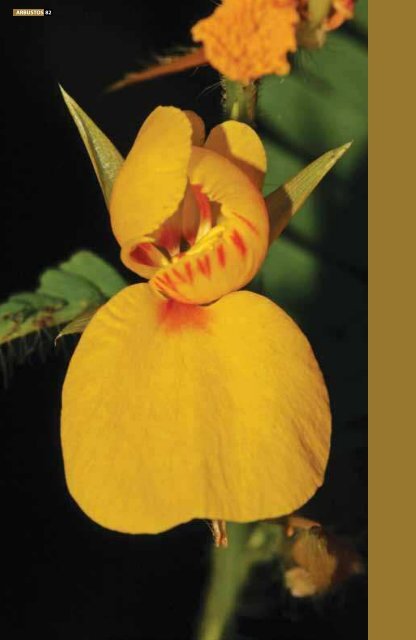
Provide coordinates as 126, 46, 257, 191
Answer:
266, 142, 352, 244
60, 86, 124, 207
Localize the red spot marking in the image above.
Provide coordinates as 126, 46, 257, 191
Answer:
216, 244, 226, 268
172, 268, 187, 283
157, 299, 210, 333
231, 229, 247, 256
234, 213, 259, 235
197, 255, 211, 278
192, 184, 212, 221
130, 243, 156, 266
185, 262, 193, 283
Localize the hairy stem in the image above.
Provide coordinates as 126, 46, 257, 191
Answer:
221, 79, 258, 125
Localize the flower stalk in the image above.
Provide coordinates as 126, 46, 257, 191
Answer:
198, 522, 286, 640
221, 78, 258, 125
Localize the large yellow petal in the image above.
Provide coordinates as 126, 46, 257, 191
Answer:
150, 147, 269, 304
109, 106, 199, 249
204, 121, 267, 189
61, 284, 331, 534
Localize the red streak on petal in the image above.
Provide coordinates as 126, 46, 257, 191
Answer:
234, 213, 259, 235
192, 184, 212, 221
216, 244, 226, 268
197, 255, 211, 278
157, 299, 210, 332
161, 272, 178, 292
130, 243, 156, 266
185, 262, 193, 283
172, 268, 187, 283
153, 275, 191, 304
152, 276, 165, 291
230, 229, 247, 256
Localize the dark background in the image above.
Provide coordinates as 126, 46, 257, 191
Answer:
1, 2, 367, 638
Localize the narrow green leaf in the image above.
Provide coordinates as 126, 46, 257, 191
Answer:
56, 308, 98, 342
0, 251, 127, 347
59, 86, 124, 206
266, 142, 352, 244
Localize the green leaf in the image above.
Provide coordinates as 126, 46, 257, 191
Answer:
256, 18, 367, 314
255, 6, 367, 427
354, 0, 368, 33
60, 86, 124, 206
0, 251, 127, 347
266, 142, 351, 244
59, 250, 127, 299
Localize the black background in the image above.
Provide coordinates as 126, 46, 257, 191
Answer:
1, 2, 367, 638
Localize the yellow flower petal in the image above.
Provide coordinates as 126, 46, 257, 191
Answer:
191, 0, 299, 83
149, 147, 269, 304
109, 106, 199, 250
205, 121, 267, 189
61, 284, 330, 534
184, 109, 206, 146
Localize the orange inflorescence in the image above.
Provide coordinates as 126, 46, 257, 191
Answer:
191, 0, 300, 84
325, 0, 355, 31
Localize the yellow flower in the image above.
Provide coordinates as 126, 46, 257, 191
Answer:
61, 106, 331, 534
191, 0, 299, 83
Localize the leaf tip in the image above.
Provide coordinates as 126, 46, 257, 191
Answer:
333, 140, 353, 160
58, 84, 69, 101
59, 85, 75, 116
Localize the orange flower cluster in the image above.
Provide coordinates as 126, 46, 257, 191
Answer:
325, 0, 355, 31
192, 0, 300, 84
110, 0, 355, 90
192, 0, 355, 82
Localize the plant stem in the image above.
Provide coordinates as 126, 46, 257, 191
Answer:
197, 523, 252, 640
197, 523, 285, 640
221, 79, 258, 125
